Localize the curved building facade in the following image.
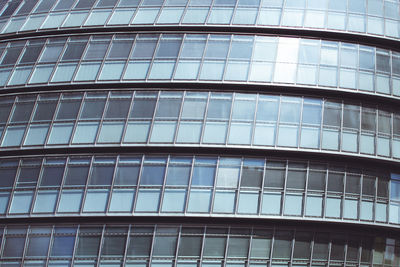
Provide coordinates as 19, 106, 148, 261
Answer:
0, 0, 399, 266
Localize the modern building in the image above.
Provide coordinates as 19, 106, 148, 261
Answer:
0, 0, 399, 266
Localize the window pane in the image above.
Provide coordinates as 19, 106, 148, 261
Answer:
187, 190, 212, 213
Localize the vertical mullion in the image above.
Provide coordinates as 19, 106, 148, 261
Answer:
158, 155, 170, 215
30, 157, 46, 215
183, 155, 195, 214
132, 155, 145, 213
170, 34, 185, 81
146, 90, 161, 144
199, 91, 211, 145
145, 33, 161, 81
80, 155, 95, 215
119, 34, 137, 82
94, 91, 111, 144
119, 91, 135, 145
53, 156, 71, 215
172, 90, 185, 145
224, 91, 235, 146
105, 155, 119, 213
94, 224, 106, 267
43, 93, 63, 146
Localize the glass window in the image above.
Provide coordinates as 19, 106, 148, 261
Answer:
24, 124, 49, 146
89, 159, 115, 186
84, 10, 111, 26
84, 42, 110, 60
47, 123, 74, 144
182, 7, 209, 23
178, 235, 202, 257
161, 189, 186, 212
41, 12, 67, 29
216, 158, 240, 188
40, 159, 65, 187
1, 46, 24, 65
148, 61, 175, 79
261, 192, 281, 214
51, 63, 77, 82
166, 158, 191, 185
0, 160, 18, 188
58, 190, 83, 212
8, 66, 32, 85
32, 101, 57, 121
9, 191, 33, 213
272, 231, 292, 259
305, 195, 322, 217
108, 9, 135, 25
33, 191, 58, 213
124, 121, 151, 143
26, 231, 51, 257
135, 189, 160, 212
74, 62, 101, 81
62, 42, 86, 61
114, 157, 140, 186
39, 44, 65, 63
98, 122, 124, 143
64, 159, 90, 186
286, 163, 306, 189
191, 158, 216, 186
105, 98, 131, 119
72, 122, 99, 144
126, 228, 153, 257
109, 189, 135, 212
140, 158, 166, 185
58, 238, 82, 258
227, 236, 249, 258
313, 233, 329, 260
213, 191, 236, 213
99, 62, 125, 80
75, 231, 101, 258
20, 44, 45, 64
187, 189, 212, 212
250, 229, 271, 259
80, 98, 106, 119
83, 190, 109, 212
108, 39, 133, 59
11, 102, 35, 123
208, 8, 234, 24
293, 232, 311, 260
101, 231, 127, 257
132, 8, 159, 24
155, 97, 182, 119
155, 37, 181, 58
3, 235, 26, 257
240, 159, 264, 188
325, 197, 341, 218
283, 194, 302, 216
228, 123, 252, 144
130, 94, 157, 119
150, 121, 176, 143
237, 192, 259, 214
2, 126, 25, 147
180, 95, 206, 119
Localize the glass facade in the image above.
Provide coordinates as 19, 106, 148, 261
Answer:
0, 0, 399, 266
0, 223, 398, 266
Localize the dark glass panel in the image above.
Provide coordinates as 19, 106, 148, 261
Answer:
33, 102, 57, 121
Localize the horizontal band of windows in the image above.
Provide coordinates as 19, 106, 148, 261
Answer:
0, 223, 396, 265
1, 90, 400, 162
0, 33, 399, 99
1, 0, 400, 42
0, 154, 399, 227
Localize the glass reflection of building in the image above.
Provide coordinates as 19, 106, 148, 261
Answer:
0, 0, 399, 266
